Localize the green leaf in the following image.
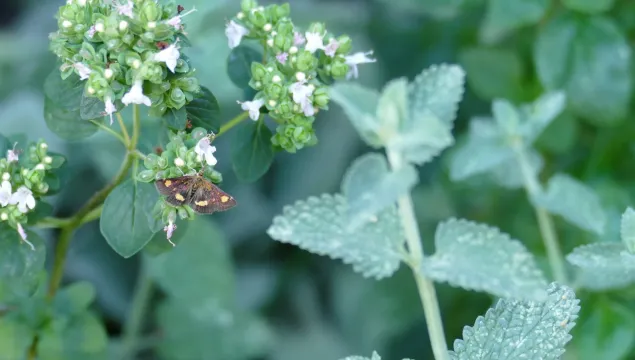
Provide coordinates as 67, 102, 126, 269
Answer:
186, 86, 221, 133
231, 120, 273, 183
532, 174, 606, 234
267, 194, 405, 279
100, 180, 160, 258
329, 83, 382, 147
44, 97, 101, 141
146, 218, 234, 306
37, 312, 108, 360
562, 0, 615, 13
53, 282, 96, 318
79, 95, 123, 121
571, 300, 635, 360
0, 317, 35, 359
480, 0, 549, 43
27, 201, 55, 226
227, 45, 262, 90
566, 243, 635, 290
534, 14, 632, 125
535, 113, 578, 154
0, 223, 45, 302
519, 92, 567, 144
492, 98, 521, 136
459, 47, 525, 101
341, 153, 418, 229
449, 283, 580, 360
490, 149, 543, 189
340, 352, 382, 360
43, 70, 83, 110
163, 107, 188, 131
422, 219, 548, 300
621, 207, 635, 253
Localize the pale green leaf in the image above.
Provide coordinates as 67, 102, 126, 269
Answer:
492, 98, 521, 136
422, 219, 548, 300
566, 243, 635, 290
450, 283, 580, 360
449, 134, 514, 181
519, 92, 567, 144
267, 194, 405, 279
490, 149, 543, 189
376, 78, 408, 135
37, 312, 108, 360
480, 0, 549, 43
330, 83, 382, 147
532, 174, 606, 234
459, 47, 525, 101
0, 318, 34, 359
341, 153, 418, 229
389, 110, 454, 166
340, 352, 382, 360
620, 207, 635, 253
562, 0, 616, 14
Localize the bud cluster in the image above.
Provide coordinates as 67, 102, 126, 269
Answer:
226, 0, 375, 153
0, 141, 65, 249
49, 0, 200, 124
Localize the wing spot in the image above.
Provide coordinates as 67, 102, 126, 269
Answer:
175, 193, 185, 201
221, 196, 229, 203
195, 200, 208, 206
164, 180, 172, 187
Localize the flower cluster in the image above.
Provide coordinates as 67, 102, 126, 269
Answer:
0, 141, 64, 249
137, 128, 223, 243
49, 0, 200, 124
225, 0, 375, 153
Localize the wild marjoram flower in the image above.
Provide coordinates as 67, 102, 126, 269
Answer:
194, 137, 218, 166
304, 31, 325, 53
164, 220, 177, 246
238, 99, 265, 121
122, 80, 151, 106
345, 51, 376, 79
105, 97, 116, 125
11, 186, 36, 213
225, 20, 250, 49
0, 181, 11, 207
154, 43, 180, 73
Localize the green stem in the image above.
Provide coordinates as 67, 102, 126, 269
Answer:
514, 145, 568, 284
121, 258, 154, 360
218, 111, 249, 136
386, 149, 449, 360
116, 112, 131, 145
90, 119, 127, 146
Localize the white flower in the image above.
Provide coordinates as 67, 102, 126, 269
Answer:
225, 20, 249, 49
122, 80, 151, 107
10, 186, 36, 213
73, 62, 92, 80
105, 97, 116, 125
194, 137, 217, 166
304, 32, 324, 53
289, 81, 315, 116
0, 181, 12, 207
116, 0, 134, 18
6, 143, 19, 163
324, 38, 339, 57
166, 7, 197, 30
238, 99, 265, 121
163, 220, 177, 246
16, 223, 35, 251
344, 51, 376, 80
154, 43, 180, 73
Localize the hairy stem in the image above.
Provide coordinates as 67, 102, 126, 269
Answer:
514, 145, 568, 284
218, 111, 249, 136
121, 258, 154, 360
386, 150, 449, 360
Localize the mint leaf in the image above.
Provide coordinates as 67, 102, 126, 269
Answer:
0, 223, 46, 302
518, 92, 566, 144
341, 153, 417, 229
562, 0, 616, 13
566, 243, 635, 290
267, 194, 405, 279
480, 0, 549, 43
492, 98, 521, 136
490, 149, 543, 189
534, 14, 632, 125
422, 219, 548, 301
621, 207, 635, 253
450, 283, 579, 360
459, 47, 525, 101
330, 83, 382, 147
408, 64, 465, 129
532, 174, 606, 235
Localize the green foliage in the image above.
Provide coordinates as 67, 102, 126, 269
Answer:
340, 352, 412, 360
186, 86, 222, 133
480, 0, 549, 43
231, 120, 273, 182
163, 107, 188, 131
621, 207, 635, 253
422, 219, 548, 301
449, 283, 580, 359
459, 47, 525, 101
227, 45, 262, 90
566, 243, 635, 290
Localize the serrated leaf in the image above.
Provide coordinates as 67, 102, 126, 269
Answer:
231, 120, 273, 183
459, 47, 525, 101
390, 110, 454, 166
620, 207, 635, 253
449, 283, 580, 360
267, 194, 405, 279
186, 86, 221, 133
227, 45, 262, 90
44, 97, 101, 141
422, 219, 548, 300
37, 312, 108, 360
534, 14, 632, 125
519, 92, 566, 144
330, 83, 382, 147
566, 243, 635, 290
100, 180, 159, 258
532, 174, 606, 234
490, 149, 543, 189
562, 0, 615, 13
480, 0, 549, 43
449, 128, 514, 182
341, 153, 418, 229
163, 107, 187, 130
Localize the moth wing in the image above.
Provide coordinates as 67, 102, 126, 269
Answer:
155, 177, 193, 206
188, 181, 237, 214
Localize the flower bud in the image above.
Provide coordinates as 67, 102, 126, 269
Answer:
251, 62, 267, 81
104, 68, 114, 79
336, 35, 353, 54
144, 154, 160, 169
313, 87, 330, 107
263, 23, 272, 32
174, 157, 185, 167
295, 50, 316, 72
248, 9, 267, 28
0, 212, 7, 221
307, 22, 326, 34
137, 170, 156, 182
119, 21, 129, 31
330, 60, 349, 79
241, 0, 258, 12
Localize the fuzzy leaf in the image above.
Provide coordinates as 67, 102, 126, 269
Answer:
0, 318, 34, 359
267, 194, 405, 279
449, 283, 580, 360
341, 153, 418, 229
43, 70, 83, 110
330, 83, 382, 147
408, 64, 465, 129
422, 219, 548, 300
490, 149, 543, 189
231, 120, 273, 183
532, 174, 606, 234
566, 243, 635, 290
0, 223, 46, 302
480, 0, 549, 43
621, 207, 635, 253
519, 92, 566, 144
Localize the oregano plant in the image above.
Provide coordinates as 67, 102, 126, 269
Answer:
1, 0, 635, 359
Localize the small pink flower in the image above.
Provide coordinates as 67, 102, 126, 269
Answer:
276, 52, 288, 64
164, 220, 177, 246
324, 38, 339, 57
293, 31, 306, 46
116, 0, 134, 18
6, 143, 19, 163
17, 223, 35, 251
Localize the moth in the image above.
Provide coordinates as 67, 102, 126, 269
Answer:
155, 174, 237, 214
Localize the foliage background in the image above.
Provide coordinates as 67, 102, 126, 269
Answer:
2, 0, 635, 359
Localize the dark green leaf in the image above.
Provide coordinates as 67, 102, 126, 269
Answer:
79, 95, 122, 121
481, 0, 549, 43
227, 45, 262, 90
37, 312, 108, 360
459, 47, 525, 101
0, 223, 46, 302
562, 0, 615, 14
26, 201, 54, 226
44, 97, 101, 141
100, 180, 160, 258
0, 318, 34, 359
186, 87, 221, 133
231, 120, 273, 183
163, 107, 188, 130
534, 14, 632, 125
43, 70, 83, 110
53, 282, 96, 319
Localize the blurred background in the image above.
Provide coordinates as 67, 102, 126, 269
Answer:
3, 0, 635, 359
